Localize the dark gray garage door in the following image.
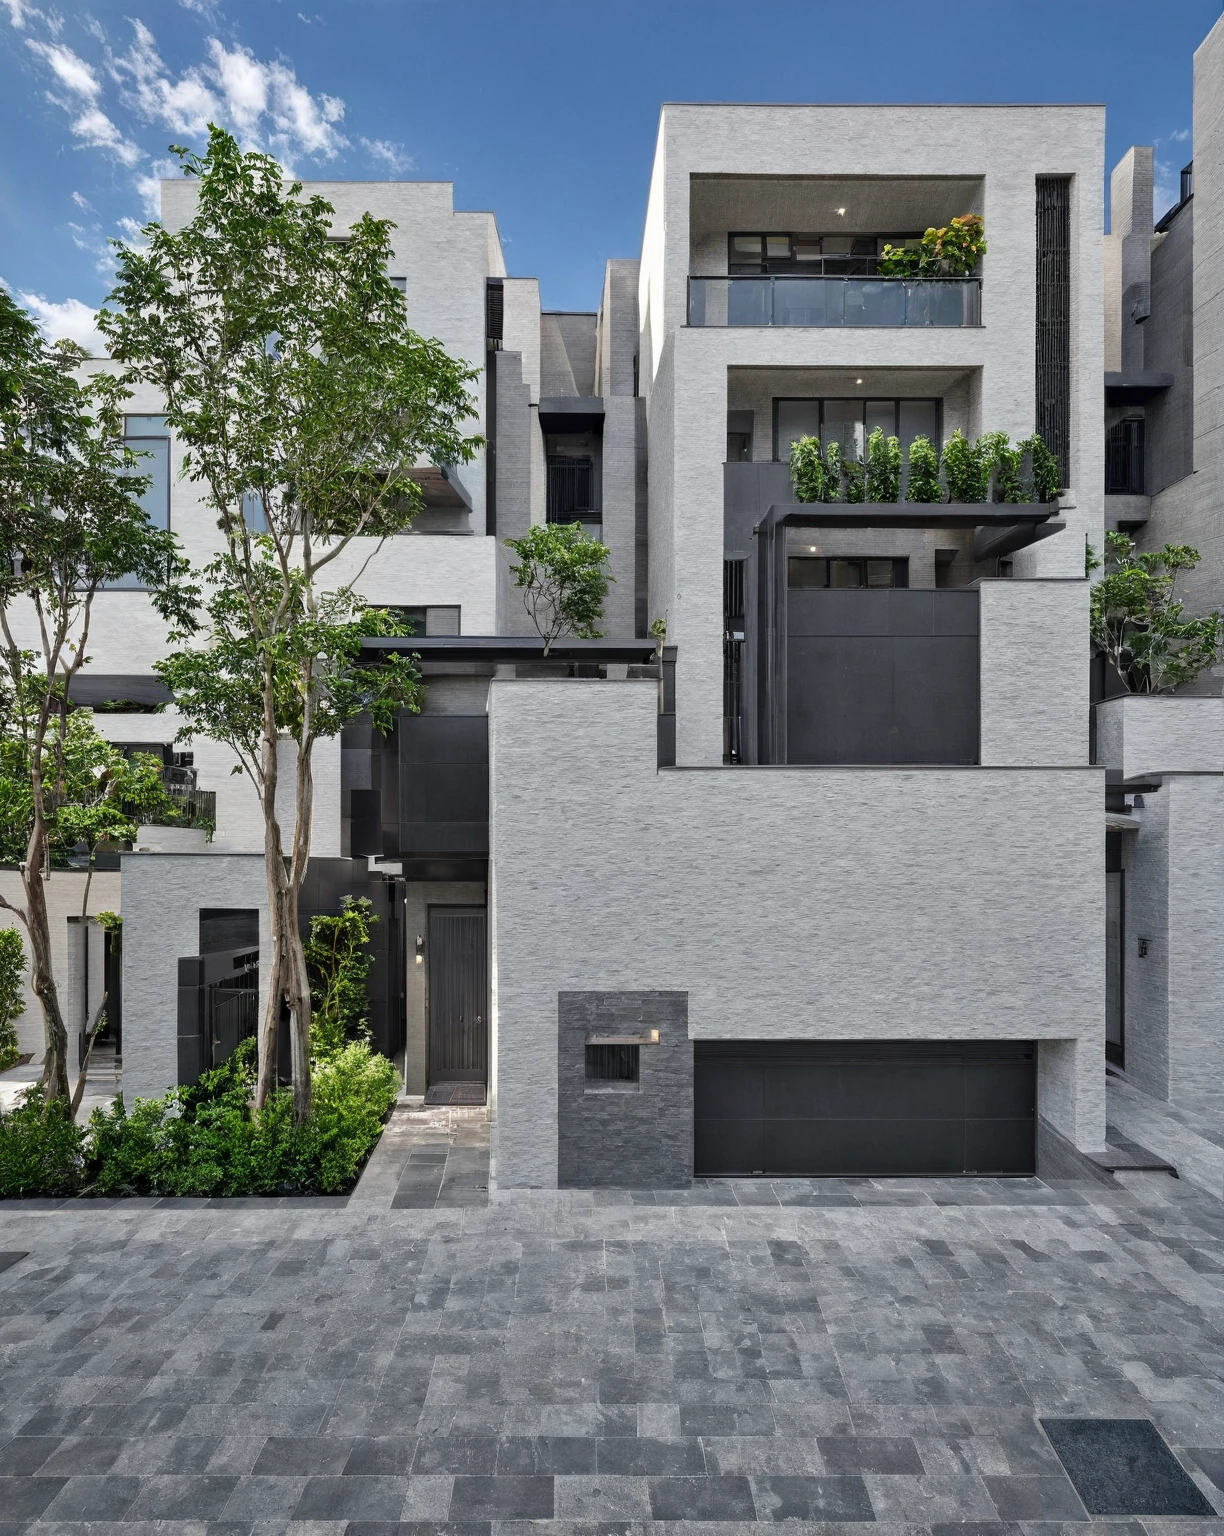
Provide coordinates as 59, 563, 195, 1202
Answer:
694, 1041, 1035, 1177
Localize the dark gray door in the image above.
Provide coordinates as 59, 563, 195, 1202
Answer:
428, 906, 487, 1084
694, 1040, 1035, 1177
1105, 870, 1124, 1067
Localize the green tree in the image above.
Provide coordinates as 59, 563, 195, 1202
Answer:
305, 895, 377, 1059
100, 127, 481, 1120
505, 523, 613, 656
1090, 532, 1223, 694
0, 289, 192, 1103
0, 927, 24, 1072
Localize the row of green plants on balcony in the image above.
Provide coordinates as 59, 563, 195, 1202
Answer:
790, 428, 1062, 506
0, 897, 397, 1198
876, 214, 987, 278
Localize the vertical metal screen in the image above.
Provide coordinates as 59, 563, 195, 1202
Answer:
1036, 176, 1071, 485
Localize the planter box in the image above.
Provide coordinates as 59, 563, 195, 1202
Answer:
135, 825, 209, 854
1095, 694, 1223, 779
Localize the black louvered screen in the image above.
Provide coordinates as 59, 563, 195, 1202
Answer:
1036, 176, 1071, 486
485, 280, 504, 345
724, 559, 745, 764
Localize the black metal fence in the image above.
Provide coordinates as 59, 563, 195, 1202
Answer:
547, 456, 596, 523
1105, 418, 1145, 495
1036, 176, 1071, 486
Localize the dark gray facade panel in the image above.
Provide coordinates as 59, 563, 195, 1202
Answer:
557, 990, 692, 1188
785, 589, 979, 765
397, 714, 490, 857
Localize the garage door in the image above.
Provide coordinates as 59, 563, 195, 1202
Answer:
694, 1040, 1035, 1177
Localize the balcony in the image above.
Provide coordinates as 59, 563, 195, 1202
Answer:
688, 275, 981, 329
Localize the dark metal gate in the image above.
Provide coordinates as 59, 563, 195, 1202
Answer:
427, 906, 487, 1085
177, 946, 259, 1086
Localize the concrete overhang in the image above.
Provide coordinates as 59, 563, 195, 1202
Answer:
759, 503, 1059, 533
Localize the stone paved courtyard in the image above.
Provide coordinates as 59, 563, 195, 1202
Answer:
3, 1110, 1224, 1531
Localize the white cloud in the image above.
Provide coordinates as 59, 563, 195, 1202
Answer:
360, 136, 412, 174
204, 39, 347, 163
18, 292, 106, 354
134, 155, 178, 219
2, 0, 41, 29
69, 106, 142, 166
112, 19, 218, 136
26, 39, 100, 97
71, 189, 93, 211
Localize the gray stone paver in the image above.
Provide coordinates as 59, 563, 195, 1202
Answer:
2, 1141, 1224, 1530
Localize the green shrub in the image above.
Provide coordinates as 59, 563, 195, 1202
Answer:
841, 457, 866, 504
790, 435, 839, 503
864, 427, 902, 503
940, 429, 990, 503
306, 896, 376, 1059
87, 1035, 398, 1197
905, 435, 943, 503
1023, 433, 1062, 502
0, 927, 24, 1072
0, 1087, 85, 1198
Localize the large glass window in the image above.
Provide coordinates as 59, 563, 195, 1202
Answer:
728, 232, 922, 276
108, 415, 170, 590
774, 397, 942, 462
788, 557, 909, 590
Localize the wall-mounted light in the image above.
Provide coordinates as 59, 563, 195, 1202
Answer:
855, 377, 863, 385
650, 1029, 660, 1043
835, 207, 846, 216
415, 934, 424, 966
1137, 937, 1149, 958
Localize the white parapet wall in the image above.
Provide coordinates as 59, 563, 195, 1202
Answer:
979, 578, 1089, 766
488, 678, 1104, 1188
1095, 695, 1224, 780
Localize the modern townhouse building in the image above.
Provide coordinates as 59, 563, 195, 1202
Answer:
5, 86, 1123, 1188
1094, 13, 1224, 1194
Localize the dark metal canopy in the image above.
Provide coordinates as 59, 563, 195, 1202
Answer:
1105, 371, 1174, 405
538, 396, 605, 433
759, 502, 1061, 532
359, 635, 662, 664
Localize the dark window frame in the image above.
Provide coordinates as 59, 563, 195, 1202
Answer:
772, 397, 943, 462
788, 556, 910, 590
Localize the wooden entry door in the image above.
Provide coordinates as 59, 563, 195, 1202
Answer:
427, 906, 488, 1084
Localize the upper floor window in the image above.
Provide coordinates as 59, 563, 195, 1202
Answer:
105, 415, 170, 591
774, 398, 940, 464
729, 232, 922, 277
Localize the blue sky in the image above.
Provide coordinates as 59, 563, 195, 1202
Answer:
1, 0, 1219, 348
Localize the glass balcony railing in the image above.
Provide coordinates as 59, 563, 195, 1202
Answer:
688, 275, 981, 328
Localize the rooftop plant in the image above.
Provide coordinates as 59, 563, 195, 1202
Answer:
790, 428, 1062, 507
504, 522, 613, 656
1089, 532, 1223, 694
878, 214, 986, 278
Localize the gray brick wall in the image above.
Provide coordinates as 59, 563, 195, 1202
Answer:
557, 990, 692, 1188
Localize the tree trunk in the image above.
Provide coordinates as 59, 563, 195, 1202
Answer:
25, 857, 70, 1103
255, 719, 287, 1110
284, 731, 316, 1123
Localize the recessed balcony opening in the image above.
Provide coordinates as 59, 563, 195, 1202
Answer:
689, 175, 984, 327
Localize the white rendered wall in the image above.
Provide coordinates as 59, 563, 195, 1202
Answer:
120, 852, 271, 1104
1095, 695, 1224, 780
488, 680, 1104, 1187
979, 579, 1090, 765
0, 870, 121, 1061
